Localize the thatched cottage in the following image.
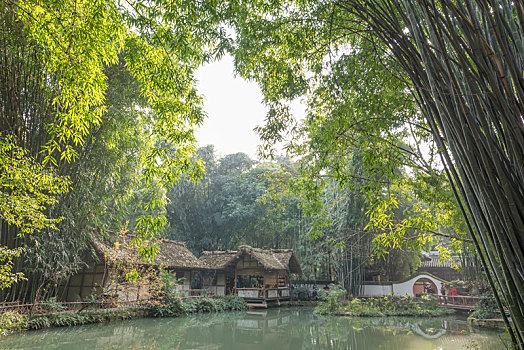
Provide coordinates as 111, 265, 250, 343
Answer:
199, 245, 302, 307
60, 234, 206, 301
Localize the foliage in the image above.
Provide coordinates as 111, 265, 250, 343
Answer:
182, 295, 247, 314
146, 270, 186, 317
220, 295, 249, 311
166, 147, 299, 252
147, 296, 185, 318
0, 295, 246, 336
291, 286, 316, 301
23, 309, 145, 331
0, 135, 68, 236
471, 293, 502, 320
42, 297, 66, 313
10, 59, 166, 302
147, 295, 247, 317
367, 249, 422, 282
101, 229, 163, 304
183, 297, 216, 314
230, 1, 469, 258
0, 135, 68, 292
228, 0, 524, 346
0, 0, 235, 301
166, 147, 429, 286
225, 1, 472, 300
314, 285, 347, 314
0, 311, 25, 336
315, 294, 453, 317
343, 1, 524, 344
0, 247, 24, 290
0, 0, 234, 302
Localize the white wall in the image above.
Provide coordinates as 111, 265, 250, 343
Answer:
392, 274, 443, 297
362, 284, 393, 296
362, 274, 444, 297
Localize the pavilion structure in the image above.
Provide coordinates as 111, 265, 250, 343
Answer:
199, 245, 302, 307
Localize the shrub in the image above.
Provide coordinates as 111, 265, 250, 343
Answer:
419, 294, 439, 310
316, 294, 454, 317
43, 297, 66, 312
291, 286, 313, 301
147, 297, 184, 317
189, 297, 216, 313
22, 309, 145, 330
0, 311, 25, 336
182, 295, 246, 314
470, 293, 501, 319
222, 295, 248, 311
314, 285, 347, 315
146, 270, 186, 317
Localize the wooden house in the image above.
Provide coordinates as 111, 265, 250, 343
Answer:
60, 234, 206, 301
199, 245, 302, 307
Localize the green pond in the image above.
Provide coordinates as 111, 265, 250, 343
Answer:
1, 307, 506, 349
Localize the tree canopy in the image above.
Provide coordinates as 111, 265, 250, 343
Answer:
227, 0, 524, 345
1, 1, 523, 345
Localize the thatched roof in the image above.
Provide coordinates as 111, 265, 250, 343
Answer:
199, 245, 302, 274
92, 234, 205, 270
198, 250, 238, 270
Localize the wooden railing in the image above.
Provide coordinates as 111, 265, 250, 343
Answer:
438, 295, 479, 307
235, 287, 290, 299
187, 288, 220, 297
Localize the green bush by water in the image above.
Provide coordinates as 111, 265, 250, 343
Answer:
314, 290, 454, 317
185, 295, 247, 313
0, 311, 25, 336
291, 286, 317, 301
0, 295, 247, 336
0, 308, 146, 335
146, 295, 247, 317
315, 285, 347, 314
470, 293, 501, 320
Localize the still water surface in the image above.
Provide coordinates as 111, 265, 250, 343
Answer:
1, 307, 506, 349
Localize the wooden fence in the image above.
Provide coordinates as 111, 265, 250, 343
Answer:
438, 295, 479, 308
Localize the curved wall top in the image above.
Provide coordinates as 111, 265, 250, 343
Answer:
391, 273, 445, 297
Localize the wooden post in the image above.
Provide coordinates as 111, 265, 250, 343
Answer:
234, 270, 238, 295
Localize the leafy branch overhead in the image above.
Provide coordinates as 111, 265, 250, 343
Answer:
229, 3, 468, 255
1, 0, 232, 261
229, 0, 524, 346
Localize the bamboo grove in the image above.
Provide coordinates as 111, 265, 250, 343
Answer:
226, 0, 524, 345
331, 0, 524, 345
1, 0, 523, 346
0, 0, 223, 301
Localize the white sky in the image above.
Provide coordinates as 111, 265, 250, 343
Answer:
195, 55, 267, 159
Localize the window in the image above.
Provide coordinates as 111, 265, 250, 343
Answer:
191, 271, 202, 289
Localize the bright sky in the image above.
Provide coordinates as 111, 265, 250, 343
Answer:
195, 55, 267, 159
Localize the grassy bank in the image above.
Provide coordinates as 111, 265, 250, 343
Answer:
0, 295, 247, 336
314, 286, 454, 317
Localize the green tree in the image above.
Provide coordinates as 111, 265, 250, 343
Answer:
0, 0, 231, 299
229, 0, 524, 344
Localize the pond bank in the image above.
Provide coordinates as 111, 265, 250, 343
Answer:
0, 295, 248, 335
314, 288, 455, 317
0, 307, 507, 349
468, 317, 507, 331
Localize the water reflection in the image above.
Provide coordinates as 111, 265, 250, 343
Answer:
1, 308, 505, 349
